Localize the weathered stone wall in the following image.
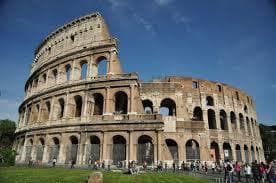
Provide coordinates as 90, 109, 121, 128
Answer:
14, 13, 264, 168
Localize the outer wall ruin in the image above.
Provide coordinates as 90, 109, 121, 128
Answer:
14, 12, 264, 167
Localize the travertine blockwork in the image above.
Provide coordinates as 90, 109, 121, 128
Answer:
14, 12, 264, 167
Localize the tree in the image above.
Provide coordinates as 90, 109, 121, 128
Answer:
0, 119, 16, 166
259, 124, 276, 161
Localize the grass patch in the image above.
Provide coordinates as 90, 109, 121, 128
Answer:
0, 167, 210, 183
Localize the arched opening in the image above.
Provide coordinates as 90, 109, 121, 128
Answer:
246, 117, 251, 136
52, 69, 58, 84
32, 104, 40, 123
65, 64, 71, 81
256, 147, 259, 161
96, 56, 108, 76
142, 100, 153, 114
251, 146, 255, 162
193, 107, 203, 121
112, 135, 126, 165
87, 136, 100, 164
239, 113, 245, 131
206, 96, 214, 106
230, 111, 237, 130
49, 137, 60, 163
220, 110, 228, 130
58, 98, 65, 119
93, 93, 104, 115
66, 136, 78, 164
251, 118, 255, 136
235, 145, 242, 162
137, 135, 154, 165
223, 143, 232, 160
244, 105, 248, 113
208, 109, 217, 129
115, 91, 128, 114
41, 101, 51, 121
74, 95, 82, 117
210, 141, 220, 162
165, 139, 178, 161
186, 139, 200, 162
80, 61, 88, 80
244, 145, 249, 163
25, 139, 33, 162
36, 138, 45, 161
160, 98, 176, 116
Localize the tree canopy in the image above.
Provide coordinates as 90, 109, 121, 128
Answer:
0, 119, 16, 149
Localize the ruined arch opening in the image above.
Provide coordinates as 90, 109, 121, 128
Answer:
142, 99, 153, 114
230, 111, 237, 130
210, 141, 220, 162
74, 95, 82, 117
137, 135, 154, 165
87, 136, 100, 164
112, 135, 126, 166
251, 146, 255, 162
25, 139, 33, 162
246, 117, 251, 136
36, 138, 45, 161
244, 145, 249, 163
66, 136, 78, 164
65, 64, 71, 81
80, 61, 88, 80
220, 110, 228, 130
235, 144, 242, 162
206, 96, 214, 106
244, 105, 248, 113
41, 101, 51, 121
208, 109, 217, 129
239, 113, 245, 131
58, 98, 65, 119
160, 98, 176, 116
193, 107, 203, 121
115, 91, 128, 114
186, 139, 200, 162
93, 93, 104, 115
165, 139, 178, 161
96, 56, 108, 76
52, 69, 58, 84
49, 137, 60, 163
223, 142, 232, 160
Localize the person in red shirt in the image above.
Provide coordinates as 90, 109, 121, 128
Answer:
234, 161, 241, 182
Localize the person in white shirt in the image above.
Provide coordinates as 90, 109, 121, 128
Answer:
244, 163, 251, 183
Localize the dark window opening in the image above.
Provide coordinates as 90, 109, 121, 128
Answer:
74, 95, 82, 117
208, 109, 217, 129
80, 61, 88, 80
193, 107, 203, 121
206, 96, 214, 106
160, 98, 176, 116
142, 100, 153, 114
220, 110, 228, 130
192, 81, 198, 89
217, 85, 222, 92
58, 98, 65, 119
115, 91, 128, 114
65, 64, 71, 81
93, 93, 104, 115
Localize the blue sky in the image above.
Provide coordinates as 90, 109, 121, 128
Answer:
0, 0, 275, 125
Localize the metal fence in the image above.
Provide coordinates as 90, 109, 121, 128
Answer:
137, 143, 154, 165
48, 145, 60, 163
35, 145, 44, 161
85, 144, 100, 164
65, 144, 78, 164
186, 146, 200, 162
25, 146, 32, 162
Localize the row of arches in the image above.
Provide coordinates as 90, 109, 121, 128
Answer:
20, 91, 129, 126
20, 136, 261, 165
26, 56, 109, 96
191, 106, 258, 134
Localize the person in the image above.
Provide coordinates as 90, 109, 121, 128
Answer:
172, 162, 176, 172
52, 156, 57, 167
143, 161, 148, 171
234, 161, 241, 182
259, 162, 266, 183
181, 161, 185, 172
225, 161, 234, 183
204, 161, 208, 174
267, 160, 276, 183
88, 157, 92, 169
244, 163, 252, 183
252, 160, 260, 183
211, 161, 216, 174
70, 159, 75, 169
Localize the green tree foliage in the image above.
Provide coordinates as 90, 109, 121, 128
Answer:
0, 119, 17, 166
259, 124, 276, 160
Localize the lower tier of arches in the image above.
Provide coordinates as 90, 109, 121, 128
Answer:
14, 131, 265, 167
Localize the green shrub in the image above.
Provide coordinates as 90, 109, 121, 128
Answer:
0, 148, 16, 166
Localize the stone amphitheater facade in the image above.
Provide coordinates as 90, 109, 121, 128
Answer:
14, 12, 264, 167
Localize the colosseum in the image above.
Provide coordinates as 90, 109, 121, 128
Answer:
14, 12, 264, 167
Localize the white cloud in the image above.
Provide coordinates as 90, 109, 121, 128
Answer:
107, 0, 124, 10
154, 0, 173, 6
172, 12, 192, 32
133, 13, 156, 35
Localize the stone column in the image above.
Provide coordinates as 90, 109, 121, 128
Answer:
129, 84, 136, 114
157, 131, 162, 163
104, 87, 112, 115
42, 135, 50, 164
102, 132, 108, 163
58, 134, 67, 164
37, 100, 42, 123
82, 92, 88, 119
78, 132, 86, 165
49, 97, 55, 122
128, 131, 134, 162
231, 142, 236, 161
20, 136, 28, 163
64, 92, 70, 119
227, 115, 232, 133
